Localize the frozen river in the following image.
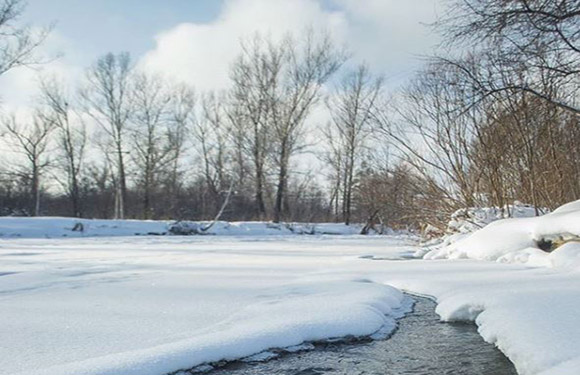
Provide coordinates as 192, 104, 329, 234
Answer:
1, 235, 578, 375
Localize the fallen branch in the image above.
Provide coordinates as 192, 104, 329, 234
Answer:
201, 179, 235, 233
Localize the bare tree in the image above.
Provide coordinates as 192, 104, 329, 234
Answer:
1, 113, 54, 215
320, 123, 345, 220
130, 72, 173, 219
471, 89, 580, 214
226, 95, 250, 190
269, 32, 345, 223
194, 92, 230, 215
437, 0, 580, 114
375, 61, 484, 227
326, 64, 383, 225
229, 32, 344, 222
356, 162, 421, 231
39, 77, 86, 217
229, 35, 279, 219
166, 84, 195, 217
81, 52, 133, 219
0, 0, 50, 77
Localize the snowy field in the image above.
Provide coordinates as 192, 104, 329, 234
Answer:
2, 216, 580, 374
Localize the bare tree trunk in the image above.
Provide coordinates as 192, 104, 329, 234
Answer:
344, 149, 355, 225
273, 145, 288, 223
32, 163, 40, 216
116, 141, 126, 219
255, 158, 267, 218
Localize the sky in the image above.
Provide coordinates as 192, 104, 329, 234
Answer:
0, 0, 443, 112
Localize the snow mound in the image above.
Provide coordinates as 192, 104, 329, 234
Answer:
447, 202, 539, 235
431, 202, 541, 248
424, 199, 580, 265
22, 281, 410, 375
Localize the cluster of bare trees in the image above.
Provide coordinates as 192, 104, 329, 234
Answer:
348, 0, 580, 230
1, 0, 579, 231
0, 8, 345, 222
0, 0, 51, 216
322, 65, 383, 225
228, 33, 345, 222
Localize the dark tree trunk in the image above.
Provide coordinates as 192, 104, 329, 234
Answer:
273, 145, 288, 223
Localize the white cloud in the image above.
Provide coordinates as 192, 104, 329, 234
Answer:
0, 0, 442, 114
136, 0, 441, 183
139, 0, 348, 91
335, 0, 441, 81
0, 0, 443, 191
139, 0, 441, 91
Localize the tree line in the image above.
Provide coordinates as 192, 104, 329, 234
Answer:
0, 0, 579, 232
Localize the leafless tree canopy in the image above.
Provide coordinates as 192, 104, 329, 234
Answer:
437, 0, 580, 114
1, 113, 54, 216
325, 64, 383, 225
1, 0, 579, 232
39, 77, 86, 217
0, 0, 49, 77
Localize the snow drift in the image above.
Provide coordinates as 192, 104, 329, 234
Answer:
3, 232, 580, 375
423, 202, 541, 249
425, 199, 580, 265
22, 281, 409, 375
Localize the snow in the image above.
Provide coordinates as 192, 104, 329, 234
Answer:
423, 202, 542, 251
1, 236, 413, 375
22, 280, 407, 375
424, 199, 580, 264
4, 204, 580, 375
0, 217, 367, 238
375, 261, 580, 375
446, 202, 539, 236
547, 242, 580, 269
411, 199, 580, 373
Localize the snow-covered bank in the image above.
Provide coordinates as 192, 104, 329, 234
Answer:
424, 201, 541, 248
1, 236, 415, 375
425, 199, 580, 265
0, 216, 369, 238
374, 261, 580, 375
405, 199, 580, 374
3, 230, 580, 375
23, 281, 410, 375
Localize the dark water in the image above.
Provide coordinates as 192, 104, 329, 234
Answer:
201, 297, 517, 375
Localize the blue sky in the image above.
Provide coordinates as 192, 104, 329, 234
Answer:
1, 0, 442, 110
23, 0, 225, 64
0, 0, 443, 184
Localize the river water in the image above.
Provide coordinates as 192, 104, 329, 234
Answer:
202, 297, 517, 375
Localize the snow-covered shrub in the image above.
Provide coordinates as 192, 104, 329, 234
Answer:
424, 199, 580, 263
432, 202, 543, 246
447, 202, 540, 235
417, 202, 546, 257
422, 224, 443, 240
